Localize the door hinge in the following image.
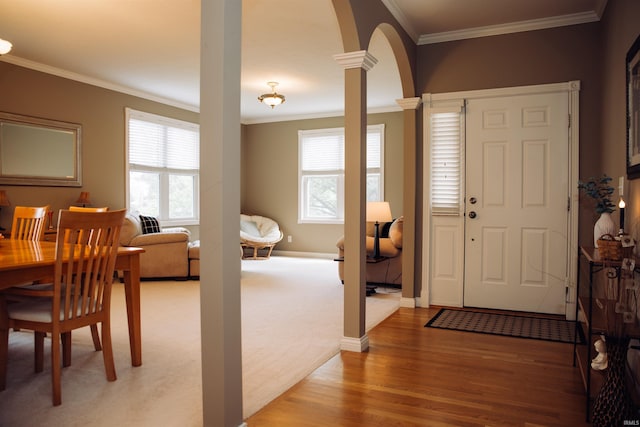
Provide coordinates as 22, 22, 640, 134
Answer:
568, 113, 571, 128
567, 196, 571, 212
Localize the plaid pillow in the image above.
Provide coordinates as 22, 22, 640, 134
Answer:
139, 215, 161, 234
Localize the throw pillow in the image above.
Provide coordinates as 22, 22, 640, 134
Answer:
379, 220, 394, 238
139, 215, 161, 234
389, 216, 403, 248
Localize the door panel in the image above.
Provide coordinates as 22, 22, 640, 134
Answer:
464, 92, 569, 314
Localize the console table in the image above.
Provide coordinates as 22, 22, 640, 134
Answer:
575, 246, 640, 421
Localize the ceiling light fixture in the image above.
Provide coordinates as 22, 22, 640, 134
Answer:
258, 81, 285, 109
0, 38, 12, 55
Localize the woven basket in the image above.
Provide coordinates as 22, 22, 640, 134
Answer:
597, 234, 633, 261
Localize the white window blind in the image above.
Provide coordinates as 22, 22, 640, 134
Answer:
128, 118, 199, 170
430, 110, 462, 215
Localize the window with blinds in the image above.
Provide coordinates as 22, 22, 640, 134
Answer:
430, 110, 463, 216
298, 124, 384, 223
126, 108, 200, 225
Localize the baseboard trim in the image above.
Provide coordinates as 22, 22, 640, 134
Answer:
272, 250, 335, 259
340, 334, 369, 352
400, 297, 416, 308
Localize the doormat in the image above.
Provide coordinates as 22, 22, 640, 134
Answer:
425, 308, 583, 344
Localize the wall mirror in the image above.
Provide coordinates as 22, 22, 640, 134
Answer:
0, 112, 82, 186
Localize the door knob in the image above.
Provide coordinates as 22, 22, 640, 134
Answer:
468, 211, 477, 219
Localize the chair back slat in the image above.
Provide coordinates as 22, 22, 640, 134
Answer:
10, 206, 48, 241
54, 209, 126, 323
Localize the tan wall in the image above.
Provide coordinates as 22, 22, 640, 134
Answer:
0, 62, 199, 236
242, 112, 404, 254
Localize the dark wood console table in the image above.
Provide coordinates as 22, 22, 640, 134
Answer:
575, 246, 640, 421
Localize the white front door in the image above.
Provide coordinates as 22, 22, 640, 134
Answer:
463, 92, 569, 314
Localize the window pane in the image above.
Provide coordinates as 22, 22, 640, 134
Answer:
169, 174, 195, 219
130, 171, 160, 217
304, 175, 338, 219
366, 173, 381, 202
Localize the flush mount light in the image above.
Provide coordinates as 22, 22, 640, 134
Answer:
0, 38, 12, 55
258, 81, 285, 109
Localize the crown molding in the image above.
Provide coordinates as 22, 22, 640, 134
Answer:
380, 0, 419, 43
0, 55, 199, 113
241, 104, 402, 125
418, 11, 601, 45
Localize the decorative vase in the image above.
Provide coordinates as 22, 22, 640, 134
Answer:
594, 212, 617, 247
592, 336, 636, 426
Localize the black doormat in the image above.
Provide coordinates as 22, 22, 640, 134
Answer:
425, 308, 583, 344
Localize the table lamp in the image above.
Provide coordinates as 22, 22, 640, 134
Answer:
76, 191, 91, 207
0, 190, 10, 231
366, 201, 392, 259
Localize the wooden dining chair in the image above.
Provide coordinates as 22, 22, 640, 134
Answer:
69, 206, 108, 212
3, 206, 50, 292
10, 205, 48, 241
0, 209, 127, 405
67, 206, 108, 349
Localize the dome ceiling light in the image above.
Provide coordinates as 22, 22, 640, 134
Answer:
0, 38, 13, 55
258, 81, 285, 109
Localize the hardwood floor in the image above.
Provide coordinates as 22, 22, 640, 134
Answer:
246, 306, 588, 426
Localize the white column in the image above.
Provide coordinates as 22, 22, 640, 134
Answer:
200, 1, 245, 426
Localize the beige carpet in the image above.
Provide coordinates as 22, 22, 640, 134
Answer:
0, 256, 400, 426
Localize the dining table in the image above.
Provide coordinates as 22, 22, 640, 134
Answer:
0, 238, 145, 366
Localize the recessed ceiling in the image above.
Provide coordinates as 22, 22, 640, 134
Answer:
0, 0, 607, 124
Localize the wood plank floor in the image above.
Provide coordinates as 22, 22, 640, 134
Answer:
246, 306, 589, 426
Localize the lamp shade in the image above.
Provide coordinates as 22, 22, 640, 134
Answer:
0, 190, 10, 206
76, 191, 91, 205
366, 201, 392, 223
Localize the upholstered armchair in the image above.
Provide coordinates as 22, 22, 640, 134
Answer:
336, 216, 403, 286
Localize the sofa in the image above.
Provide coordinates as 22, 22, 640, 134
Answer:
336, 216, 403, 286
119, 213, 191, 279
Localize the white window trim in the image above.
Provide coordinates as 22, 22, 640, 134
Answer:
125, 107, 200, 226
298, 124, 385, 224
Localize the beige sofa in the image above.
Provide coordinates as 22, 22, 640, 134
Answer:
336, 216, 403, 286
119, 213, 191, 279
